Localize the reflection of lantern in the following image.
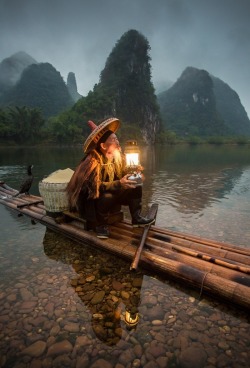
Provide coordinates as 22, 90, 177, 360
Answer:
124, 310, 139, 328
124, 140, 140, 171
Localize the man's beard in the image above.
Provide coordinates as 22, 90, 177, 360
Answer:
103, 148, 123, 182
113, 148, 123, 177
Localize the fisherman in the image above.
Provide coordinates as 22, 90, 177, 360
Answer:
66, 117, 154, 239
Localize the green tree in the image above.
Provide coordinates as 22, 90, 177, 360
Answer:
0, 109, 14, 139
6, 106, 45, 143
46, 110, 82, 144
155, 130, 177, 144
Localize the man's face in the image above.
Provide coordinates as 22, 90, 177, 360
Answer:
104, 133, 120, 151
102, 133, 121, 160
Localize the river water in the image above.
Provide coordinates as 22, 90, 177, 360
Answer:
0, 144, 250, 367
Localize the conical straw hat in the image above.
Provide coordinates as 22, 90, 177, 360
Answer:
83, 117, 120, 153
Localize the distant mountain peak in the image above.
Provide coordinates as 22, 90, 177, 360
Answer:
67, 72, 82, 102
0, 51, 37, 92
0, 62, 74, 118
157, 66, 250, 137
9, 51, 37, 64
98, 29, 161, 144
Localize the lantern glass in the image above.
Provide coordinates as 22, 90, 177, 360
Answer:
125, 153, 139, 167
124, 140, 140, 171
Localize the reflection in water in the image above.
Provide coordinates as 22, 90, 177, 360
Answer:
0, 144, 250, 367
151, 171, 224, 214
43, 229, 142, 346
150, 167, 244, 214
0, 146, 82, 193
140, 145, 250, 245
0, 206, 249, 367
1, 144, 250, 245
40, 229, 249, 367
143, 145, 248, 214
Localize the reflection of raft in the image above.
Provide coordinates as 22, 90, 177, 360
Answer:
1, 182, 250, 310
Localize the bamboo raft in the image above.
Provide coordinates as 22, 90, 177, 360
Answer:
1, 182, 250, 310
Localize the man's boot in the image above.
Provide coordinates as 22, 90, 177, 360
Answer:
96, 224, 109, 239
129, 199, 155, 227
95, 212, 109, 239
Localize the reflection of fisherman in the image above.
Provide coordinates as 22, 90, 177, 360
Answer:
89, 273, 142, 346
66, 118, 154, 239
91, 296, 141, 346
43, 228, 142, 347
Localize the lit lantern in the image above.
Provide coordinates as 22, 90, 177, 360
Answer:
124, 140, 143, 186
124, 140, 140, 171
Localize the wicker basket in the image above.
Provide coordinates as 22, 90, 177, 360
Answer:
39, 168, 74, 214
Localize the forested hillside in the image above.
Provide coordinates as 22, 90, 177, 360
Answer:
1, 63, 74, 118
1, 33, 250, 146
211, 76, 250, 136
157, 67, 250, 137
56, 29, 161, 144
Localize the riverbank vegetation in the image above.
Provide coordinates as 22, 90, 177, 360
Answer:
0, 106, 249, 147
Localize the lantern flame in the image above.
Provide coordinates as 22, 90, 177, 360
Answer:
125, 153, 139, 167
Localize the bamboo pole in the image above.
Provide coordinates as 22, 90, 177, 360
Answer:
139, 250, 250, 309
0, 198, 137, 261
17, 200, 44, 208
1, 185, 250, 272
149, 231, 250, 265
130, 203, 158, 271
171, 244, 250, 274
130, 224, 150, 271
111, 223, 250, 272
1, 186, 250, 309
5, 198, 249, 309
147, 243, 250, 287
118, 219, 250, 257
110, 226, 250, 287
152, 224, 250, 256
1, 183, 249, 255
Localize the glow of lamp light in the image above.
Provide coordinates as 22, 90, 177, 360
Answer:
125, 153, 139, 167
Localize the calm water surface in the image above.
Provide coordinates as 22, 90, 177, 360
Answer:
0, 145, 250, 367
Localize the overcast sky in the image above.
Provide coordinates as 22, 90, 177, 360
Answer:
0, 0, 249, 116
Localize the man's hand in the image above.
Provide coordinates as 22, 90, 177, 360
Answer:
120, 174, 137, 189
